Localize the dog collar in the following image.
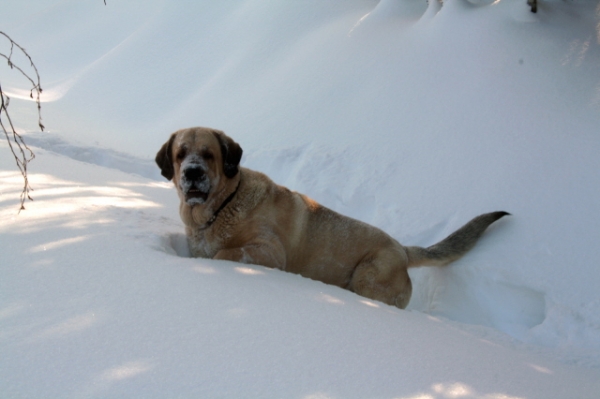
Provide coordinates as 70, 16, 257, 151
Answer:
202, 177, 241, 229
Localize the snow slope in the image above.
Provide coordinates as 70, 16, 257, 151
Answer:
3, 0, 600, 397
2, 144, 600, 399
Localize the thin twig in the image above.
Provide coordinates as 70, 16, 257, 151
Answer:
0, 31, 44, 211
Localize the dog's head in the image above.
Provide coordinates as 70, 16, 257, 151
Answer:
155, 127, 243, 206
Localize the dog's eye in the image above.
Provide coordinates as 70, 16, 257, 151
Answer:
202, 151, 214, 161
176, 149, 186, 160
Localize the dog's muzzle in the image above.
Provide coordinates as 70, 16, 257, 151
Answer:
181, 166, 210, 204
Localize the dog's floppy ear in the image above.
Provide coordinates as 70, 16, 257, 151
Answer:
155, 133, 177, 180
213, 130, 243, 178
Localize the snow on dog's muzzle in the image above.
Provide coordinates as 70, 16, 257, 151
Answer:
181, 166, 210, 204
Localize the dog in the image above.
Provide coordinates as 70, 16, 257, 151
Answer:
156, 127, 508, 309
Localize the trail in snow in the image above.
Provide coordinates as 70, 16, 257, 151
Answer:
22, 132, 162, 181
21, 133, 600, 369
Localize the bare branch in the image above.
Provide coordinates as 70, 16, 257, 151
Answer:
0, 30, 44, 211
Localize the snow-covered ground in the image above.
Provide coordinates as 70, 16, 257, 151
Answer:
2, 1, 600, 397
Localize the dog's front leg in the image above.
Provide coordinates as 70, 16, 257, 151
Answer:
214, 240, 286, 270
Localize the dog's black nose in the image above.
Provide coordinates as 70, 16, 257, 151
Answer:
184, 167, 205, 181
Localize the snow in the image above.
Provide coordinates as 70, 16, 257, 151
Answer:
2, 0, 600, 397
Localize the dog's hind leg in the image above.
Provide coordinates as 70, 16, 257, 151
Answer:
348, 249, 413, 309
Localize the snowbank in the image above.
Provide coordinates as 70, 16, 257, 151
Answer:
2, 144, 600, 398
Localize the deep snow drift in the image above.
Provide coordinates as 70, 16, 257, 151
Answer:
2, 0, 600, 397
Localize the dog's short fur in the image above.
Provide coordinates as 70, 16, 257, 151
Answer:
156, 127, 508, 309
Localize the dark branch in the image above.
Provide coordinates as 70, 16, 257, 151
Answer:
0, 30, 44, 211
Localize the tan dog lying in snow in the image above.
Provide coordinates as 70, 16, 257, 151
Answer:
156, 127, 508, 309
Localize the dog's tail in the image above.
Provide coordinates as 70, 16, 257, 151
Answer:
405, 211, 509, 268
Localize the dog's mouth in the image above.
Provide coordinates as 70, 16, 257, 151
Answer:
185, 188, 209, 203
